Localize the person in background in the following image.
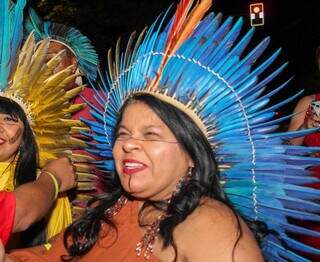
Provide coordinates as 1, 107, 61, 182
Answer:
24, 7, 99, 108
24, 8, 103, 215
287, 46, 320, 260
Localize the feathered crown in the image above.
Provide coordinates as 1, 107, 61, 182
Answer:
0, 0, 25, 91
0, 0, 97, 238
82, 0, 320, 260
0, 0, 89, 166
0, 0, 33, 123
4, 33, 87, 166
0, 91, 33, 123
24, 8, 99, 80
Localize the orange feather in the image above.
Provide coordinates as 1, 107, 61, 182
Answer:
149, 0, 212, 91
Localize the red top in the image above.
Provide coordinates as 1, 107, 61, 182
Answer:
303, 93, 320, 185
303, 93, 320, 150
72, 86, 97, 122
72, 86, 100, 159
0, 191, 16, 246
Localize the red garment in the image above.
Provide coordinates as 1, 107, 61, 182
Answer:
72, 86, 97, 122
298, 93, 320, 259
72, 86, 99, 158
0, 191, 16, 246
71, 87, 104, 212
303, 93, 320, 188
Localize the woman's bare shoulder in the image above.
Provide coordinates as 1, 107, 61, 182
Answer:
174, 198, 264, 261
295, 95, 315, 111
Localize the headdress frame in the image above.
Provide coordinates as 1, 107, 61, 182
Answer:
24, 7, 99, 80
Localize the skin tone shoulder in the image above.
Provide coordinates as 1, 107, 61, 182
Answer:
153, 198, 264, 261
288, 95, 320, 145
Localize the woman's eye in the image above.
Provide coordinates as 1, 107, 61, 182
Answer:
3, 116, 17, 123
144, 132, 159, 139
116, 132, 130, 140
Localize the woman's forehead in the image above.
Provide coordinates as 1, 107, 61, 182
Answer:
0, 112, 15, 117
122, 102, 163, 125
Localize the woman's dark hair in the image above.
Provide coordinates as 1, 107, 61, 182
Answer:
63, 93, 267, 260
0, 96, 38, 185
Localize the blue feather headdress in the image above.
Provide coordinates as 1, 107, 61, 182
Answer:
24, 8, 99, 80
82, 0, 320, 260
0, 0, 25, 90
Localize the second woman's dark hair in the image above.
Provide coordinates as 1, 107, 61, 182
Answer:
0, 96, 38, 185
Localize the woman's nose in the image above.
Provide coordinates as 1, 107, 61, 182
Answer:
122, 136, 142, 152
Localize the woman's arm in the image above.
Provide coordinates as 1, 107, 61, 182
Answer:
13, 157, 76, 233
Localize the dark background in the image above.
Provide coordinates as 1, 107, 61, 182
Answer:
27, 0, 320, 121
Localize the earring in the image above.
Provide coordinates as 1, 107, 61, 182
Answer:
171, 166, 193, 198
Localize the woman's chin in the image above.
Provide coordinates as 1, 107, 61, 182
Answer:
122, 182, 151, 198
0, 155, 14, 162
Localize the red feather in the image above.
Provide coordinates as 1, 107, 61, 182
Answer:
148, 0, 212, 91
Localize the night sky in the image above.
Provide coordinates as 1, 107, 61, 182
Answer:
27, 0, 320, 116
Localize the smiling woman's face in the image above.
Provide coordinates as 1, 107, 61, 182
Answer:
0, 113, 24, 162
112, 101, 193, 201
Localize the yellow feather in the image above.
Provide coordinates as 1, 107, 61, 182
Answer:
70, 126, 90, 135
77, 182, 97, 191
74, 163, 93, 173
67, 153, 95, 162
42, 65, 74, 91
74, 194, 93, 202
64, 85, 85, 101
60, 119, 87, 127
77, 172, 98, 182
5, 32, 97, 234
67, 103, 86, 114
58, 74, 79, 91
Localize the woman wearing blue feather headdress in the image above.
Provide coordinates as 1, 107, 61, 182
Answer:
6, 0, 320, 261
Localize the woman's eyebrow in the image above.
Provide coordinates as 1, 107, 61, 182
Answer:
143, 124, 163, 129
117, 124, 127, 129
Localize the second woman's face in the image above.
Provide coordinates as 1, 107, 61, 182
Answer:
0, 113, 24, 162
113, 101, 193, 201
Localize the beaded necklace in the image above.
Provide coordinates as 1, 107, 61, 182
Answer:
104, 195, 166, 260
107, 170, 192, 260
135, 213, 167, 260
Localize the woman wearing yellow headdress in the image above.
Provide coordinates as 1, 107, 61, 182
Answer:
0, 0, 91, 247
